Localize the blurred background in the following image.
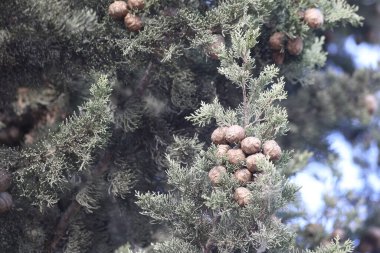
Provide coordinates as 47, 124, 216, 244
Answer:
288, 1, 380, 252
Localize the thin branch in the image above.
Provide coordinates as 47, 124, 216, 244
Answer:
48, 200, 81, 252
48, 151, 113, 253
203, 239, 217, 253
242, 54, 249, 127
242, 82, 248, 127
137, 61, 153, 96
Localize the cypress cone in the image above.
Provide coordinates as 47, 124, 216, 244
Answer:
108, 1, 128, 20
234, 187, 251, 207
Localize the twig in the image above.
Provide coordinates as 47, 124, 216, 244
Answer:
242, 82, 248, 127
242, 54, 249, 127
137, 61, 153, 96
203, 239, 216, 253
48, 151, 113, 253
48, 201, 81, 252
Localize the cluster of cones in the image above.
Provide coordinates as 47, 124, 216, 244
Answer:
208, 125, 282, 207
108, 0, 145, 32
269, 8, 324, 64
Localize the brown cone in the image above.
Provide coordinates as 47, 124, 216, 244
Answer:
234, 187, 251, 207
246, 153, 266, 172
331, 228, 346, 241
234, 169, 252, 185
304, 8, 324, 29
207, 34, 225, 60
124, 13, 143, 32
241, 137, 261, 155
127, 0, 145, 10
287, 37, 303, 56
262, 140, 282, 161
108, 1, 128, 20
269, 32, 285, 50
208, 166, 227, 186
359, 227, 380, 253
225, 125, 245, 144
272, 50, 285, 65
365, 94, 378, 115
0, 192, 13, 214
227, 149, 246, 165
211, 127, 228, 144
216, 144, 231, 158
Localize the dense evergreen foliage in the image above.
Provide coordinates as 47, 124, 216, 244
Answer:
1, 0, 378, 252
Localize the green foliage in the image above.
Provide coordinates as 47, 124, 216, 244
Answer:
295, 238, 354, 253
135, 0, 362, 248
138, 108, 298, 252
65, 220, 95, 253
284, 37, 327, 85
170, 68, 198, 110
166, 135, 204, 166
185, 98, 238, 127
318, 0, 363, 26
115, 243, 145, 253
0, 29, 10, 46
152, 238, 199, 253
245, 67, 288, 140
109, 169, 137, 199
115, 0, 360, 85
0, 29, 10, 65
76, 180, 105, 213
0, 147, 20, 168
26, 0, 100, 38
15, 75, 112, 209
137, 22, 299, 253
282, 151, 313, 178
283, 69, 380, 152
189, 33, 289, 140
0, 0, 363, 251
112, 95, 144, 133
